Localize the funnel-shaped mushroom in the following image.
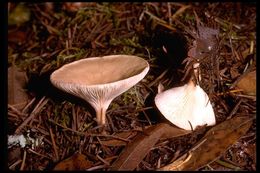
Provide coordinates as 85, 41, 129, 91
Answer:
51, 55, 149, 126
155, 80, 215, 130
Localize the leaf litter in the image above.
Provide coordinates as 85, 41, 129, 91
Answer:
7, 2, 256, 171
159, 116, 254, 171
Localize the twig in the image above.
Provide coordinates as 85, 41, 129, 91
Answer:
236, 94, 256, 100
215, 159, 241, 170
205, 11, 241, 30
9, 160, 22, 170
28, 148, 52, 160
96, 154, 110, 165
144, 10, 176, 31
171, 5, 191, 21
86, 164, 108, 171
167, 3, 172, 25
148, 69, 168, 88
49, 127, 59, 162
15, 97, 48, 134
142, 110, 152, 125
71, 24, 77, 46
20, 150, 27, 170
227, 99, 243, 119
8, 104, 27, 117
216, 89, 243, 96
190, 138, 207, 152
72, 105, 76, 131
206, 164, 214, 170
68, 27, 72, 48
106, 113, 117, 132
156, 157, 161, 169
22, 97, 36, 113
48, 119, 130, 142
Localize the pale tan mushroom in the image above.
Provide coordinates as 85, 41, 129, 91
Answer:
50, 55, 149, 126
155, 80, 216, 130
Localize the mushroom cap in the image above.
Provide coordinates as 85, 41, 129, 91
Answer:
155, 82, 215, 130
50, 55, 149, 111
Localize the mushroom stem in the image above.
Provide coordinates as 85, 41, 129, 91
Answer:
96, 107, 107, 126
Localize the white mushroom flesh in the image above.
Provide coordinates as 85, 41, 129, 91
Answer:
155, 82, 216, 130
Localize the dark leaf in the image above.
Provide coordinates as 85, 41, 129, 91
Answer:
53, 153, 93, 170
110, 123, 190, 171
236, 70, 256, 96
8, 66, 29, 110
159, 116, 254, 171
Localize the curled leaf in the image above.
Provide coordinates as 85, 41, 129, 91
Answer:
159, 116, 254, 171
110, 123, 190, 171
236, 70, 256, 96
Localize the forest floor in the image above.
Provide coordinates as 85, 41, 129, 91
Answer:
7, 2, 256, 171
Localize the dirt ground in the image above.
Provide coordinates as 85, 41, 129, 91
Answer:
7, 2, 256, 171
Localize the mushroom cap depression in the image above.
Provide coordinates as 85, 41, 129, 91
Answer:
155, 82, 216, 130
50, 55, 149, 122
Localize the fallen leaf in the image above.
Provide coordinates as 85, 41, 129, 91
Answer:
53, 153, 93, 170
8, 147, 22, 170
8, 66, 29, 110
236, 70, 256, 96
110, 123, 190, 171
8, 30, 27, 45
159, 116, 254, 171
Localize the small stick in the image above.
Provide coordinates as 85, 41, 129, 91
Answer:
142, 110, 152, 125
236, 94, 256, 100
15, 97, 48, 134
148, 69, 168, 88
8, 104, 26, 117
9, 160, 22, 170
49, 127, 59, 162
96, 154, 110, 165
171, 5, 191, 21
227, 99, 243, 119
68, 27, 72, 48
217, 89, 243, 96
106, 113, 116, 132
86, 164, 107, 171
72, 105, 76, 130
167, 3, 172, 25
20, 150, 27, 170
48, 119, 130, 142
22, 97, 36, 113
28, 148, 52, 160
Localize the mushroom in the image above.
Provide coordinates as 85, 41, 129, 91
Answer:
155, 80, 216, 130
50, 55, 149, 126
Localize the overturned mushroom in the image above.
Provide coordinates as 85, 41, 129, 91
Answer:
155, 80, 216, 131
50, 55, 149, 126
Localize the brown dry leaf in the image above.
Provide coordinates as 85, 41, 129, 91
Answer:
53, 153, 93, 170
159, 116, 254, 171
8, 30, 28, 45
8, 66, 29, 110
110, 123, 190, 171
236, 70, 256, 96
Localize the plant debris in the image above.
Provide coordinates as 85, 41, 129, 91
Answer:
158, 116, 254, 171
7, 2, 256, 171
110, 123, 190, 170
